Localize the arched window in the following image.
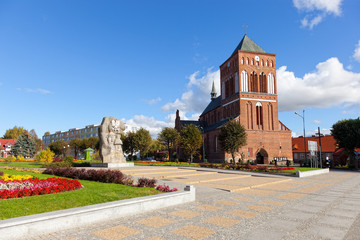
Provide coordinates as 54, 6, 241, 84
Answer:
246, 101, 253, 129
256, 102, 263, 129
267, 103, 274, 130
251, 59, 254, 65
246, 58, 249, 65
266, 60, 269, 67
259, 72, 267, 93
268, 73, 275, 94
271, 61, 274, 67
261, 59, 264, 66
241, 57, 244, 64
214, 136, 218, 152
241, 70, 248, 92
250, 72, 258, 92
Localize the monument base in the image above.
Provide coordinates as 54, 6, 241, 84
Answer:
91, 162, 134, 168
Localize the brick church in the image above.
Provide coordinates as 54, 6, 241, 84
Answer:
175, 34, 292, 164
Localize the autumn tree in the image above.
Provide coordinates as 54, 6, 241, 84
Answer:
331, 118, 360, 169
134, 128, 152, 159
218, 120, 247, 162
158, 127, 180, 161
48, 140, 68, 157
3, 126, 28, 139
180, 124, 202, 162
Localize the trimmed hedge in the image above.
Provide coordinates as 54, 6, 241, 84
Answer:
43, 167, 134, 185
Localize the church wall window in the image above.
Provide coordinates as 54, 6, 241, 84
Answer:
246, 58, 249, 65
256, 102, 263, 129
259, 72, 267, 93
214, 136, 218, 153
246, 101, 253, 129
261, 59, 264, 66
267, 103, 274, 130
251, 59, 254, 65
222, 81, 225, 99
241, 70, 248, 92
250, 72, 258, 92
271, 61, 274, 67
266, 60, 269, 67
235, 72, 239, 93
241, 57, 244, 64
268, 73, 275, 94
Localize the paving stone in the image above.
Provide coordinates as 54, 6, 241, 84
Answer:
301, 200, 330, 207
280, 210, 314, 221
287, 205, 321, 213
267, 218, 299, 231
235, 188, 277, 196
215, 200, 240, 206
232, 196, 252, 202
326, 208, 360, 218
246, 204, 273, 212
169, 209, 202, 219
136, 216, 176, 228
146, 237, 166, 240
227, 209, 259, 219
194, 204, 223, 212
93, 225, 140, 240
317, 215, 355, 229
203, 216, 241, 227
171, 225, 216, 240
305, 225, 348, 240
260, 200, 285, 206
277, 192, 306, 200
244, 229, 285, 239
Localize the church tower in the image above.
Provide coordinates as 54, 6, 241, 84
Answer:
197, 34, 292, 164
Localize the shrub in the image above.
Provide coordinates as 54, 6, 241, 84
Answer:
35, 148, 55, 163
156, 185, 178, 192
0, 171, 3, 176
43, 167, 134, 185
136, 177, 157, 188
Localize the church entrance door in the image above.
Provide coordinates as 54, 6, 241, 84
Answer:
256, 148, 268, 164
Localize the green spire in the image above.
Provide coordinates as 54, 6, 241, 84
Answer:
232, 34, 266, 55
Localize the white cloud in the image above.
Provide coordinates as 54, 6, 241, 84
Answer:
292, 128, 331, 137
277, 57, 360, 111
144, 97, 161, 105
162, 69, 220, 119
25, 88, 52, 94
313, 120, 321, 124
353, 40, 360, 63
293, 0, 343, 29
122, 115, 172, 139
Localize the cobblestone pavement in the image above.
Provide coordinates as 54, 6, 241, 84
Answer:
32, 167, 360, 240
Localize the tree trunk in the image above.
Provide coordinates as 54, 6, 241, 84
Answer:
231, 152, 235, 163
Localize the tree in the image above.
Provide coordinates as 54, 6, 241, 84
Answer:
135, 128, 152, 159
122, 132, 138, 160
44, 131, 50, 135
180, 124, 203, 162
48, 140, 67, 157
28, 129, 43, 153
35, 147, 55, 163
69, 138, 82, 158
11, 133, 36, 158
3, 126, 28, 139
331, 118, 360, 169
158, 127, 180, 161
218, 120, 247, 162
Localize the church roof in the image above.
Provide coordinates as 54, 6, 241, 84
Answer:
200, 96, 221, 116
232, 34, 266, 55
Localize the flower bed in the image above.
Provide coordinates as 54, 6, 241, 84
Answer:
1, 174, 33, 181
134, 161, 200, 167
199, 162, 295, 173
0, 177, 81, 200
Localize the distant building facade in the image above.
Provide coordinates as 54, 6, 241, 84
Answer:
42, 122, 139, 147
175, 34, 292, 163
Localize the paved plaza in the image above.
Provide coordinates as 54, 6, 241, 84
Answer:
31, 167, 360, 240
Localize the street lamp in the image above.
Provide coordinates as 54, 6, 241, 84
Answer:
295, 110, 307, 166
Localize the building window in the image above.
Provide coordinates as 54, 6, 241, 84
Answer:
246, 58, 249, 65
214, 136, 218, 153
246, 101, 253, 129
241, 70, 248, 92
271, 61, 274, 67
268, 73, 275, 94
241, 57, 244, 64
266, 60, 269, 67
256, 102, 263, 129
268, 103, 274, 130
250, 72, 258, 92
261, 59, 264, 66
251, 59, 254, 65
259, 72, 267, 93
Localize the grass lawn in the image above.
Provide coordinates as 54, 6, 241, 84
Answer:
0, 168, 160, 220
0, 162, 44, 168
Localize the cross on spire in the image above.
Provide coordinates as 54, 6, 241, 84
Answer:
242, 24, 248, 34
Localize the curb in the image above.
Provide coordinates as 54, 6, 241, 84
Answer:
296, 168, 329, 177
0, 185, 195, 239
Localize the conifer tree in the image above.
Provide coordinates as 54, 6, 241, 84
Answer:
11, 133, 36, 158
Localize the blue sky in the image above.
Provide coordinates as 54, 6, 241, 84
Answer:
0, 0, 359, 139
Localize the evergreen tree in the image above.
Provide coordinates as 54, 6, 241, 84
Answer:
218, 120, 247, 162
11, 133, 36, 158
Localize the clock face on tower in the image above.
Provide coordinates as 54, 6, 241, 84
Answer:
255, 56, 260, 61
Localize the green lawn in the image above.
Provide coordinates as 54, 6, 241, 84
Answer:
0, 162, 44, 168
0, 169, 160, 220
281, 167, 320, 174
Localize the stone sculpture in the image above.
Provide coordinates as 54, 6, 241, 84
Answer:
99, 116, 126, 163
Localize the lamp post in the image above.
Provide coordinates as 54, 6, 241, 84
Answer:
295, 110, 307, 166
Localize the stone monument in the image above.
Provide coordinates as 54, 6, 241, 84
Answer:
92, 116, 134, 168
